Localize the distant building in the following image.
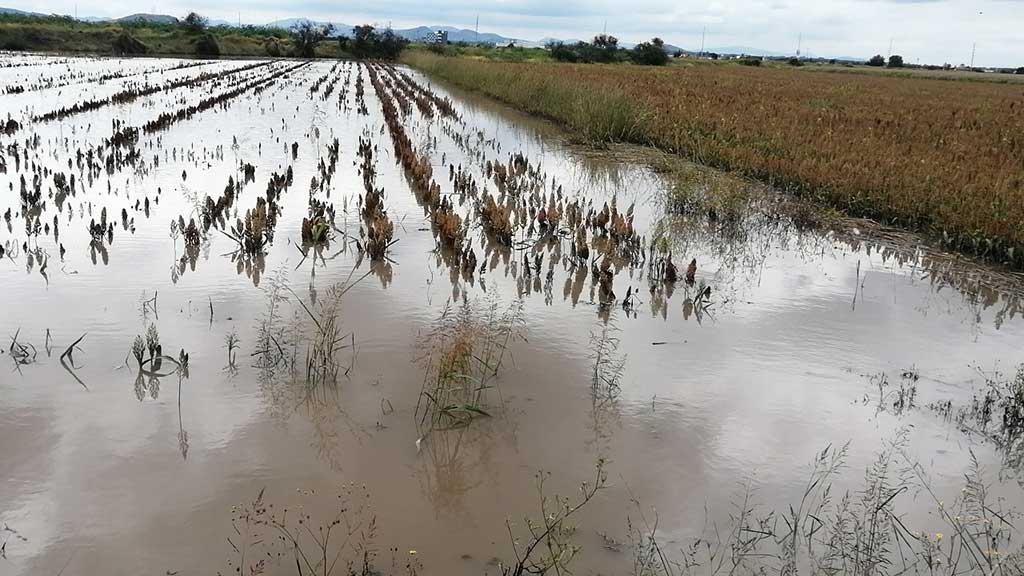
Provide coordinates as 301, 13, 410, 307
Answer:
426, 30, 448, 45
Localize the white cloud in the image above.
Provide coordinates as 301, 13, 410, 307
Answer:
7, 0, 1022, 66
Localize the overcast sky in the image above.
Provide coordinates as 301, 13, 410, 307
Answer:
10, 0, 1023, 67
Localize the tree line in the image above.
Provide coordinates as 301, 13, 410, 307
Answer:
546, 34, 670, 66
180, 13, 407, 59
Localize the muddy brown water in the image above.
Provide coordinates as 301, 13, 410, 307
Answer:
1, 56, 1023, 575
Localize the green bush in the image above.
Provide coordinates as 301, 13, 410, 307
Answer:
193, 33, 220, 57
547, 35, 622, 64
739, 57, 762, 67
867, 54, 885, 67
112, 31, 148, 55
631, 38, 668, 66
349, 25, 408, 60
264, 38, 282, 57
0, 35, 28, 51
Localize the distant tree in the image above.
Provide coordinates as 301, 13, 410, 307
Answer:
867, 54, 885, 67
351, 24, 376, 58
547, 41, 580, 63
292, 21, 334, 58
590, 34, 620, 63
1017, 66, 1024, 75
592, 34, 618, 49
182, 12, 207, 34
708, 52, 719, 60
887, 54, 904, 68
337, 35, 349, 50
739, 57, 762, 67
631, 37, 668, 66
348, 25, 408, 60
788, 57, 803, 66
376, 29, 409, 60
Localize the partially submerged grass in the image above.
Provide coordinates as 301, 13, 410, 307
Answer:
220, 436, 1023, 575
222, 484, 410, 576
414, 297, 525, 434
623, 436, 1024, 576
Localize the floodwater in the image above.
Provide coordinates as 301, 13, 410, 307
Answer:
1, 56, 1023, 575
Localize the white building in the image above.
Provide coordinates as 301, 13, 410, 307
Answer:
425, 30, 449, 45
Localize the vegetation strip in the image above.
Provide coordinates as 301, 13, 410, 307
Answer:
403, 52, 1024, 269
108, 61, 309, 146
32, 60, 275, 124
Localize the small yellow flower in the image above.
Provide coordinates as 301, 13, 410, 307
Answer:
936, 533, 944, 541
409, 550, 417, 555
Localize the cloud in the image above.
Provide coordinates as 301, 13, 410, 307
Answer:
5, 0, 1022, 66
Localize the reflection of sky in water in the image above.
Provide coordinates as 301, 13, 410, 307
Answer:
0, 58, 1022, 575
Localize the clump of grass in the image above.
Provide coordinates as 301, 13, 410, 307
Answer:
131, 334, 145, 368
231, 197, 274, 255
223, 484, 403, 576
364, 213, 395, 262
479, 191, 514, 245
500, 460, 608, 576
301, 198, 334, 245
415, 297, 524, 434
589, 320, 626, 403
225, 330, 239, 369
145, 324, 161, 359
619, 434, 1024, 576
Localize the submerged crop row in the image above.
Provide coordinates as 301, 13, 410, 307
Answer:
403, 52, 1024, 268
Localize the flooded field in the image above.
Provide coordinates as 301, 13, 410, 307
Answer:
2, 54, 1024, 575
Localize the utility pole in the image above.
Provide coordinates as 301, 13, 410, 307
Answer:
888, 38, 893, 59
970, 42, 976, 68
475, 15, 479, 44
796, 32, 802, 57
700, 26, 706, 56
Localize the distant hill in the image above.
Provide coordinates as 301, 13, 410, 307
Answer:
117, 13, 178, 25
0, 7, 862, 61
262, 20, 532, 47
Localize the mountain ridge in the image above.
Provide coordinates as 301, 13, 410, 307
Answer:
0, 6, 863, 60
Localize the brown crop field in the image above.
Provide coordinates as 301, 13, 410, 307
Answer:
405, 52, 1024, 267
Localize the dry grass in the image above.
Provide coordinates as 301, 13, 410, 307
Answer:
405, 53, 1024, 268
